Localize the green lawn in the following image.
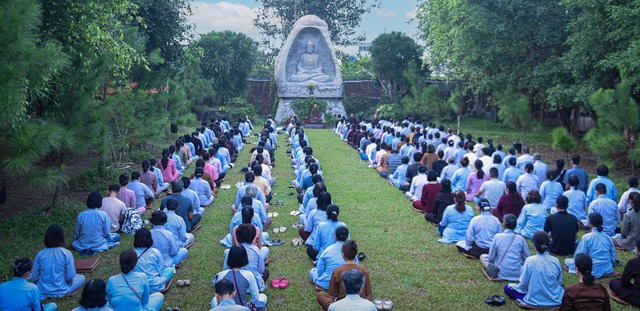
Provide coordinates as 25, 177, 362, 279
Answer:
0, 125, 637, 310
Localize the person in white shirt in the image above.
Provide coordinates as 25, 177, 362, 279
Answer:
474, 168, 506, 208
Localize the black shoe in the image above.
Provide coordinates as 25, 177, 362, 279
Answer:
484, 295, 505, 306
358, 252, 366, 261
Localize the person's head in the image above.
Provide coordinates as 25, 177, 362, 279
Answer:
454, 190, 467, 213
342, 269, 365, 295
482, 147, 491, 157
460, 157, 469, 167
630, 192, 640, 212
574, 253, 595, 285
308, 163, 318, 175
180, 176, 191, 189
508, 157, 516, 167
78, 279, 108, 309
532, 231, 550, 254
522, 146, 530, 154
119, 249, 138, 274
503, 214, 517, 230
166, 198, 179, 211
440, 179, 451, 193
474, 160, 484, 178
493, 154, 502, 164
12, 258, 33, 278
108, 184, 119, 196
335, 226, 349, 242
236, 224, 257, 244
401, 156, 410, 165
418, 165, 427, 174
427, 170, 437, 182
489, 167, 499, 179
194, 167, 204, 178
141, 159, 150, 172
245, 185, 258, 198
533, 153, 541, 162
596, 165, 609, 177
524, 163, 534, 173
171, 179, 184, 193
150, 210, 168, 226
413, 152, 422, 163
546, 170, 556, 181
215, 279, 236, 301
477, 198, 491, 212
131, 171, 141, 181
244, 172, 255, 183
326, 204, 340, 222
629, 177, 639, 189
44, 224, 65, 248
571, 155, 581, 166
506, 181, 517, 195
86, 191, 102, 209
119, 173, 129, 186
134, 228, 153, 248
227, 245, 250, 269
595, 183, 607, 196
526, 190, 542, 204
342, 240, 358, 261
555, 195, 569, 211
317, 191, 332, 210
508, 148, 516, 156
312, 183, 327, 198
555, 158, 565, 170
589, 212, 604, 232
241, 206, 254, 224
568, 175, 579, 188
241, 195, 253, 208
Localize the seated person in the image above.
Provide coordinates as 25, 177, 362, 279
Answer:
127, 172, 154, 214
301, 191, 332, 243
514, 190, 547, 239
609, 239, 640, 307
157, 149, 180, 183
588, 183, 621, 236
413, 170, 440, 213
311, 227, 349, 290
150, 159, 170, 193
212, 246, 267, 310
33, 224, 86, 298
149, 210, 188, 268
544, 195, 579, 256
615, 192, 640, 251
116, 173, 137, 210
456, 199, 501, 258
317, 241, 372, 311
72, 192, 120, 255
438, 191, 474, 244
133, 228, 174, 293
72, 279, 111, 311
140, 160, 160, 197
560, 253, 611, 310
389, 156, 410, 191
220, 198, 264, 248
160, 179, 201, 233
493, 181, 525, 221
563, 176, 588, 228
232, 207, 268, 261
190, 168, 214, 207
164, 198, 195, 248
100, 184, 126, 233
565, 213, 616, 279
0, 258, 57, 311
106, 250, 164, 311
327, 269, 376, 311
540, 170, 564, 211
309, 205, 348, 261
180, 177, 203, 216
223, 225, 268, 291
480, 214, 530, 281
504, 231, 564, 308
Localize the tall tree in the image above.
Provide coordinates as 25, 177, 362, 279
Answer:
369, 31, 424, 104
253, 0, 379, 49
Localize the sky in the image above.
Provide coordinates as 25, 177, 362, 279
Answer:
188, 0, 421, 53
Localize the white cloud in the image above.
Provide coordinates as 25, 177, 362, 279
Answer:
189, 2, 261, 39
405, 8, 417, 19
374, 8, 397, 19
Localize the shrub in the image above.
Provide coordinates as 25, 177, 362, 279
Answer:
291, 98, 327, 119
550, 127, 576, 156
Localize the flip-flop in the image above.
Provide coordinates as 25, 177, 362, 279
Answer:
279, 226, 287, 233
374, 299, 383, 310
291, 238, 301, 246
279, 278, 290, 289
292, 222, 304, 229
220, 184, 231, 189
358, 252, 366, 261
273, 228, 280, 233
271, 278, 282, 288
271, 239, 285, 246
289, 210, 297, 216
272, 212, 279, 217
382, 298, 393, 310
268, 213, 273, 218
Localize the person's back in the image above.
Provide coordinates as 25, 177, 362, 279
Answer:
561, 280, 610, 310
160, 193, 194, 232
575, 229, 615, 278
439, 204, 474, 243
484, 228, 530, 281
73, 209, 110, 252
0, 277, 46, 311
150, 226, 180, 268
589, 195, 620, 236
134, 247, 170, 293
541, 180, 564, 211
327, 269, 376, 311
520, 252, 564, 306
107, 272, 154, 310
101, 196, 126, 233
545, 211, 579, 256
33, 247, 79, 297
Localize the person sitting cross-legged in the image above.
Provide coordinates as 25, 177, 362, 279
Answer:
0, 258, 57, 311
588, 183, 621, 237
327, 269, 376, 311
71, 279, 111, 311
559, 253, 611, 311
311, 226, 350, 290
480, 214, 530, 281
614, 192, 640, 251
72, 191, 120, 255
514, 190, 547, 239
544, 195, 579, 256
438, 191, 474, 244
210, 279, 249, 311
149, 210, 188, 269
565, 212, 617, 279
609, 239, 640, 307
133, 228, 174, 293
106, 249, 164, 311
212, 246, 267, 310
456, 198, 501, 259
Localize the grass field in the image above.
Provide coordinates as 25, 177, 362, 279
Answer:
0, 123, 637, 310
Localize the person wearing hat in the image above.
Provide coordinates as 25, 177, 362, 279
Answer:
456, 198, 501, 259
190, 167, 214, 207
149, 210, 188, 268
72, 192, 120, 255
480, 213, 531, 281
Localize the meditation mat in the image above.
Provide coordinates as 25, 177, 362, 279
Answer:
74, 258, 100, 273
190, 224, 201, 233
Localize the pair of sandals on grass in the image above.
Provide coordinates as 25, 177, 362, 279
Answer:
373, 298, 394, 310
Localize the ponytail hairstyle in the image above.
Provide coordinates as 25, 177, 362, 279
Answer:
141, 159, 150, 172
12, 258, 33, 277
532, 231, 550, 254
326, 204, 340, 222
475, 159, 484, 179
575, 253, 595, 286
160, 149, 170, 169
241, 206, 254, 224
589, 212, 604, 232
454, 190, 467, 213
119, 249, 138, 274
149, 158, 157, 172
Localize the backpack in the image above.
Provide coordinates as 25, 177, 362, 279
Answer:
121, 208, 143, 234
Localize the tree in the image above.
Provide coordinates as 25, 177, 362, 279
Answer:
370, 32, 424, 104
253, 0, 378, 49
496, 86, 533, 144
194, 31, 258, 104
339, 53, 374, 80
403, 61, 448, 122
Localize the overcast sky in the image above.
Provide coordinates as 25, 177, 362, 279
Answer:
188, 0, 420, 52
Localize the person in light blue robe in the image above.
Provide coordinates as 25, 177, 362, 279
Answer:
33, 224, 86, 298
222, 226, 268, 291
562, 176, 588, 225
389, 157, 409, 188
71, 279, 112, 311
212, 247, 266, 310
450, 159, 471, 192
456, 199, 501, 258
540, 171, 564, 211
504, 231, 563, 308
514, 190, 547, 239
234, 174, 265, 211
106, 250, 164, 311
439, 191, 474, 244
588, 183, 621, 236
303, 192, 332, 245
501, 157, 522, 184
180, 177, 203, 215
220, 205, 265, 248
72, 192, 120, 254
310, 227, 348, 290
0, 258, 57, 311
480, 214, 531, 281
565, 213, 616, 279
310, 205, 348, 261
149, 211, 188, 268
190, 170, 214, 207
586, 165, 618, 203
169, 146, 184, 174
133, 229, 173, 293
164, 199, 194, 248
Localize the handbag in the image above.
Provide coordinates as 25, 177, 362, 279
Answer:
231, 270, 261, 311
486, 234, 516, 277
121, 273, 143, 302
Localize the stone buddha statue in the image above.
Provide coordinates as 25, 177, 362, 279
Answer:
290, 41, 331, 82
309, 103, 323, 122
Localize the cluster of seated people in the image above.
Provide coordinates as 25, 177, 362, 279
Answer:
335, 114, 640, 309
0, 117, 256, 311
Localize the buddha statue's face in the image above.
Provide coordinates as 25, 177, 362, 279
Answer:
306, 42, 315, 53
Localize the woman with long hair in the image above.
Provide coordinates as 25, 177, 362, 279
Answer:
494, 181, 525, 221
565, 213, 616, 279
559, 253, 611, 310
156, 149, 179, 183
438, 191, 474, 244
425, 179, 455, 225
465, 159, 489, 201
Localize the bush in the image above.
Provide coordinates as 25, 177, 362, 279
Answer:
343, 95, 378, 119
127, 148, 154, 165
291, 98, 327, 119
68, 165, 123, 192
550, 127, 576, 156
218, 97, 257, 120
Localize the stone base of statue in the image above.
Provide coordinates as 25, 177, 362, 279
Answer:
275, 98, 345, 123
303, 121, 326, 129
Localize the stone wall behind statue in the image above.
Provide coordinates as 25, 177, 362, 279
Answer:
247, 79, 379, 116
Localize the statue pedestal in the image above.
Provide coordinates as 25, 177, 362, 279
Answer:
303, 121, 326, 129
275, 98, 345, 123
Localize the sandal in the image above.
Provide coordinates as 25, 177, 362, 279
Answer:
271, 278, 282, 288
289, 210, 297, 216
279, 278, 290, 289
292, 222, 304, 229
271, 239, 285, 246
272, 212, 279, 218
358, 252, 367, 261
382, 298, 393, 310
279, 226, 287, 233
273, 228, 280, 233
268, 213, 273, 218
374, 299, 383, 310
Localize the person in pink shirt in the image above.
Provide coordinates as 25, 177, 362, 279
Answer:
116, 174, 136, 209
101, 184, 127, 233
466, 159, 490, 201
157, 149, 180, 183
202, 153, 218, 181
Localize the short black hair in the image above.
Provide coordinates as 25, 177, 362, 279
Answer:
108, 184, 120, 193
342, 269, 365, 295
86, 191, 102, 209
245, 172, 255, 182
596, 165, 609, 177
79, 279, 108, 309
150, 210, 168, 225
629, 177, 639, 188
44, 224, 65, 248
119, 173, 129, 186
166, 198, 179, 211
215, 279, 236, 296
595, 183, 607, 195
556, 195, 569, 210
134, 228, 153, 248
568, 175, 579, 187
335, 226, 349, 242
227, 245, 249, 268
131, 171, 141, 180
171, 179, 184, 193
571, 155, 581, 165
181, 176, 191, 188
236, 224, 256, 244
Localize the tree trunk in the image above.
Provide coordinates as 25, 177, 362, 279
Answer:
571, 103, 580, 138
523, 126, 527, 146
472, 92, 485, 117
50, 151, 65, 210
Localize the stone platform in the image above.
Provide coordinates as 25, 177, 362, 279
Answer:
303, 122, 326, 129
